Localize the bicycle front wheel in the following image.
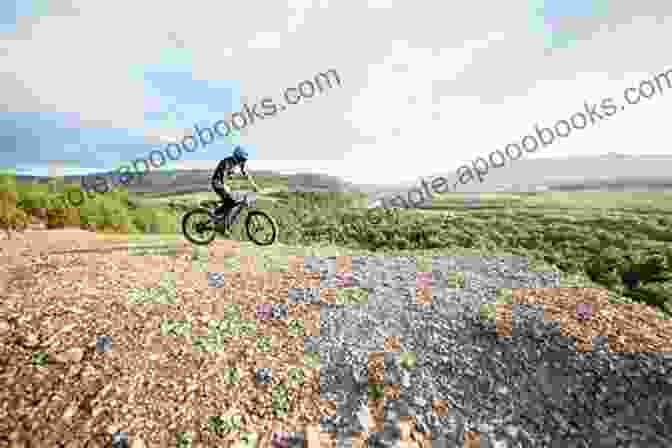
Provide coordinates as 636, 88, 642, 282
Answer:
182, 208, 217, 246
245, 210, 277, 246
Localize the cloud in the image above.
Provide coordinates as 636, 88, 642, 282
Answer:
1, 0, 671, 184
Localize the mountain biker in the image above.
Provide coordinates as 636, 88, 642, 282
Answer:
211, 146, 260, 221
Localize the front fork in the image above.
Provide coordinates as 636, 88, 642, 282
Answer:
228, 204, 244, 226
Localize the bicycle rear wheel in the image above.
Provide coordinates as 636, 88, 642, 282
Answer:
182, 208, 217, 246
245, 210, 277, 246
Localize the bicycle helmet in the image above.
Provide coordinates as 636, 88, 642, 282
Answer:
233, 146, 248, 162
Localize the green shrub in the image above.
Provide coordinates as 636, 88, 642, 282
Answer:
624, 284, 672, 317
584, 249, 627, 288
16, 189, 50, 210
129, 207, 178, 234
79, 197, 133, 233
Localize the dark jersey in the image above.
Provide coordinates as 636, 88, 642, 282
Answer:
212, 157, 247, 185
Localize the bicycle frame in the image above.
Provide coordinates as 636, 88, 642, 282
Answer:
201, 193, 257, 226
182, 191, 275, 246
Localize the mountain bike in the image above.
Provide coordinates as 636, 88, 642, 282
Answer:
181, 192, 277, 246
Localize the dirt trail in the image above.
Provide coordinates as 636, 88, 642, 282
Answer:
0, 228, 444, 447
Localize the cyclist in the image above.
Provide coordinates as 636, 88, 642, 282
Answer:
211, 146, 260, 222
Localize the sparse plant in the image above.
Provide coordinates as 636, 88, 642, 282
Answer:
236, 320, 257, 337
367, 383, 385, 401
336, 287, 368, 304
479, 302, 497, 321
238, 431, 258, 448
209, 318, 238, 339
31, 351, 48, 368
271, 383, 289, 417
207, 415, 241, 435
256, 335, 273, 353
191, 246, 207, 261
160, 319, 192, 337
399, 351, 416, 369
415, 256, 433, 272
222, 304, 242, 321
223, 367, 241, 385
445, 271, 465, 289
287, 319, 305, 337
304, 352, 320, 370
191, 334, 222, 353
287, 367, 305, 385
175, 431, 193, 448
496, 288, 514, 304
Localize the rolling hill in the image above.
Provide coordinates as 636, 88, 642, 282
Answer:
10, 153, 672, 207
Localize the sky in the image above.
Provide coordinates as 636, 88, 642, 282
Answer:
1, 0, 671, 186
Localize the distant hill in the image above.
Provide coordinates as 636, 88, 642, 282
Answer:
10, 154, 672, 206
422, 153, 672, 193
365, 153, 672, 206
11, 168, 364, 197
285, 172, 355, 193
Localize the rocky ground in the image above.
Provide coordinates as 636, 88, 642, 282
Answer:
1, 226, 671, 447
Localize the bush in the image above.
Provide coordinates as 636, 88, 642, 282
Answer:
77, 195, 134, 233
0, 172, 19, 194
46, 207, 80, 229
633, 252, 672, 284
129, 207, 179, 234
16, 189, 50, 210
624, 284, 672, 317
0, 190, 30, 237
584, 249, 627, 288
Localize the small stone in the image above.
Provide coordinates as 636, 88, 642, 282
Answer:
54, 348, 84, 364
23, 333, 39, 347
271, 303, 289, 320
207, 272, 226, 288
255, 367, 273, 385
96, 335, 113, 353
401, 371, 411, 388
287, 287, 321, 305
413, 397, 426, 407
61, 401, 80, 422
111, 431, 129, 448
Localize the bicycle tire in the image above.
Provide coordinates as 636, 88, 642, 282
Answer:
245, 210, 277, 246
182, 208, 217, 246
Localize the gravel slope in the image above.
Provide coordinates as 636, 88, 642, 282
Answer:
2, 229, 670, 447
302, 255, 672, 448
